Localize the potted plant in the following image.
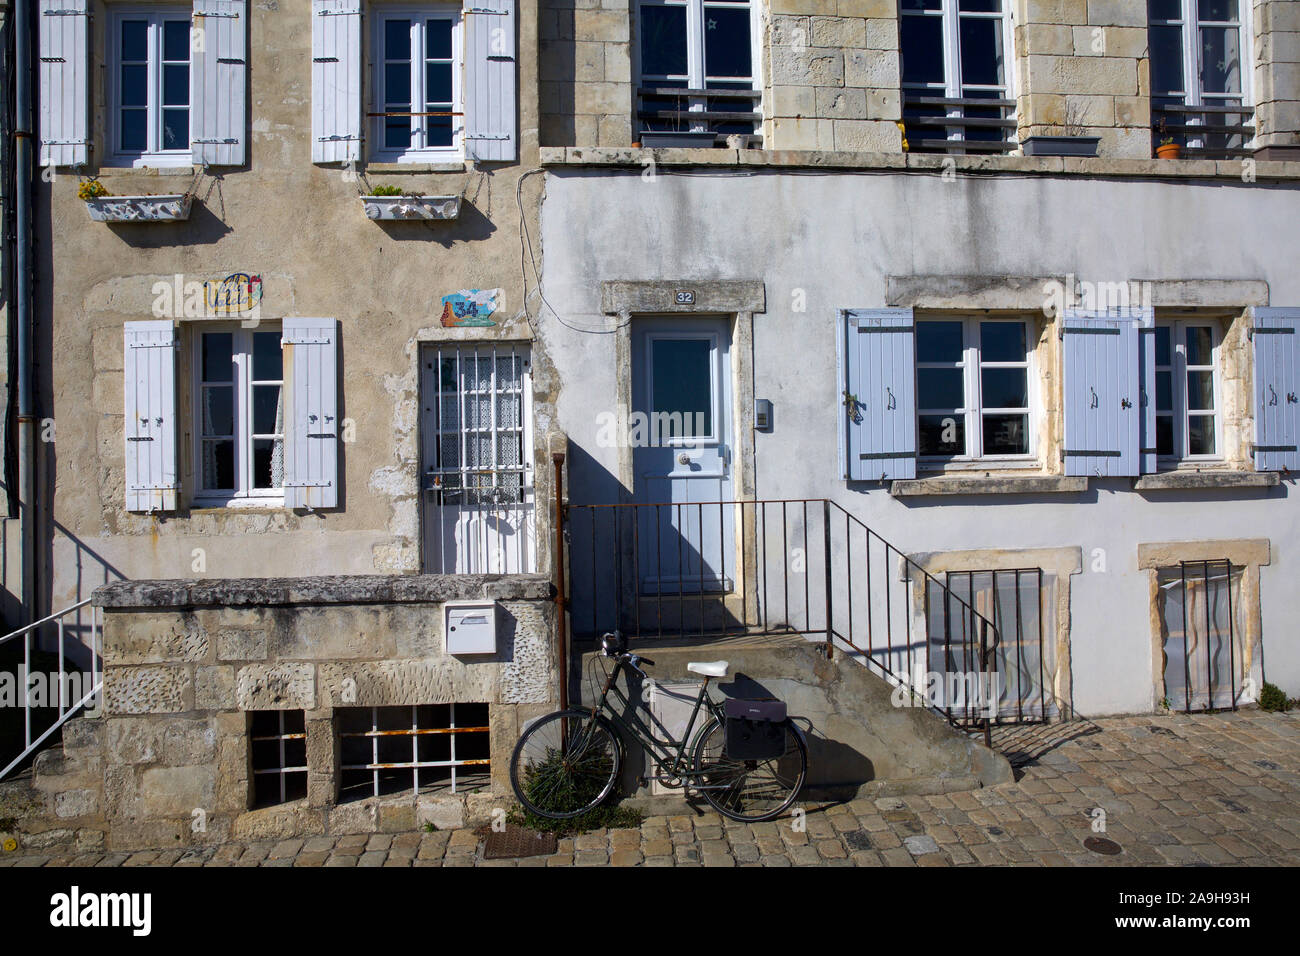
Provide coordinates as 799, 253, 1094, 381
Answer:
1021, 102, 1100, 157
360, 184, 461, 221
80, 179, 193, 222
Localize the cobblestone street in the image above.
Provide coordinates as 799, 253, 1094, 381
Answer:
6, 710, 1299, 868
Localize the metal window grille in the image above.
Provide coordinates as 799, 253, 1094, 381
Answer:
1158, 560, 1241, 713
250, 710, 308, 807
422, 343, 535, 574
933, 568, 1050, 724
338, 704, 490, 801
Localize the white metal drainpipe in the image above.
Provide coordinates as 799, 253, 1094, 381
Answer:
14, 0, 36, 622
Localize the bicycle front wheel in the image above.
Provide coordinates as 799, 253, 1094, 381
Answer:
509, 709, 623, 819
691, 717, 807, 822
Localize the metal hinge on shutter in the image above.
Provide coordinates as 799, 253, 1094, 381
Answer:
316, 7, 362, 13
282, 335, 333, 345
859, 451, 916, 460
466, 133, 511, 141
43, 8, 90, 15
193, 138, 239, 144
464, 6, 507, 13
128, 340, 178, 349
284, 480, 333, 488
193, 10, 240, 17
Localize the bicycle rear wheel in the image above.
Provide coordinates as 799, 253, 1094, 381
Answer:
510, 709, 623, 819
691, 717, 806, 822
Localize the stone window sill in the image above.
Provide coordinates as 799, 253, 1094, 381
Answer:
1132, 471, 1280, 491
539, 147, 1300, 182
890, 476, 1088, 497
363, 162, 467, 174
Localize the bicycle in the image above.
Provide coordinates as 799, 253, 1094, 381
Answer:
509, 631, 807, 822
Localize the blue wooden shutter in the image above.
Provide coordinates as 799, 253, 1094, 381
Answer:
1252, 307, 1300, 471
463, 0, 517, 162
1062, 310, 1141, 477
840, 309, 916, 481
123, 321, 178, 512
311, 0, 363, 164
1139, 323, 1158, 473
192, 0, 247, 166
283, 318, 339, 509
38, 0, 90, 167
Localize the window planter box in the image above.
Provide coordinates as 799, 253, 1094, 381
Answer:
1020, 135, 1100, 157
360, 194, 461, 221
85, 194, 193, 223
638, 131, 719, 148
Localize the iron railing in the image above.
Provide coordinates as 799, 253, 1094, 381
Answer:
636, 87, 763, 147
902, 94, 1017, 154
0, 600, 103, 779
1153, 104, 1255, 159
1161, 559, 1240, 713
562, 498, 1036, 730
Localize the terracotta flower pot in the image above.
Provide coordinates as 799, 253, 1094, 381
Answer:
1156, 142, 1182, 159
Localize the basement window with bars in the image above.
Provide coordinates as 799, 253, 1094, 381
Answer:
338, 704, 491, 801
250, 710, 308, 807
925, 568, 1055, 723
421, 343, 535, 574
1157, 560, 1244, 712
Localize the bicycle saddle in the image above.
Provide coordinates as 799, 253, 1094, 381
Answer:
687, 661, 728, 678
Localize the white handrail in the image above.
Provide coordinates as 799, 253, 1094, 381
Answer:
0, 600, 102, 781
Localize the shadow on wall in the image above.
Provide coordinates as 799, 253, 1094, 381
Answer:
369, 197, 497, 247
94, 199, 233, 249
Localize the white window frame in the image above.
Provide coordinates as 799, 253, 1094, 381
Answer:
1154, 318, 1223, 466
633, 0, 761, 133
916, 316, 1036, 466
900, 0, 1015, 101
1150, 0, 1253, 108
191, 324, 286, 507
369, 4, 463, 162
107, 5, 195, 168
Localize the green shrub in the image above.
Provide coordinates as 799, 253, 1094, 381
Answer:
505, 802, 642, 837
369, 184, 402, 196
1259, 682, 1289, 712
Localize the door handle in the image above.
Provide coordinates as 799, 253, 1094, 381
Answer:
677, 453, 691, 465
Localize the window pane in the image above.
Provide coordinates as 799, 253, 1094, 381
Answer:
918, 367, 965, 409
1156, 415, 1174, 456
426, 62, 453, 105
386, 117, 410, 149
385, 18, 411, 60
426, 18, 453, 59
1156, 370, 1172, 411
251, 332, 282, 380
640, 5, 688, 77
252, 438, 285, 489
1149, 0, 1183, 20
1154, 326, 1171, 366
916, 321, 963, 363
919, 414, 964, 455
163, 64, 189, 106
704, 6, 752, 79
981, 368, 1027, 408
1188, 416, 1215, 455
1149, 24, 1184, 93
162, 109, 189, 150
202, 333, 234, 382
959, 17, 1003, 88
426, 115, 454, 147
901, 15, 945, 86
651, 339, 712, 438
163, 19, 190, 61
121, 20, 148, 61
1199, 0, 1237, 21
979, 322, 1026, 362
202, 386, 234, 436
902, 0, 942, 10
1185, 326, 1213, 365
202, 439, 235, 490
983, 413, 1028, 455
385, 62, 411, 108
120, 109, 147, 151
121, 64, 148, 107
1187, 370, 1215, 410
959, 0, 1000, 10
1200, 26, 1241, 95
253, 384, 283, 435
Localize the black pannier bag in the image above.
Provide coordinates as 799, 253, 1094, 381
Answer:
724, 698, 788, 761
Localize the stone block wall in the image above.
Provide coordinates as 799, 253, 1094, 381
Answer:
541, 0, 635, 147
767, 0, 902, 151
1014, 0, 1152, 157
64, 574, 558, 850
1255, 0, 1300, 156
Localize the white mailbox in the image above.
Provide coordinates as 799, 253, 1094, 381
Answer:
445, 600, 498, 655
